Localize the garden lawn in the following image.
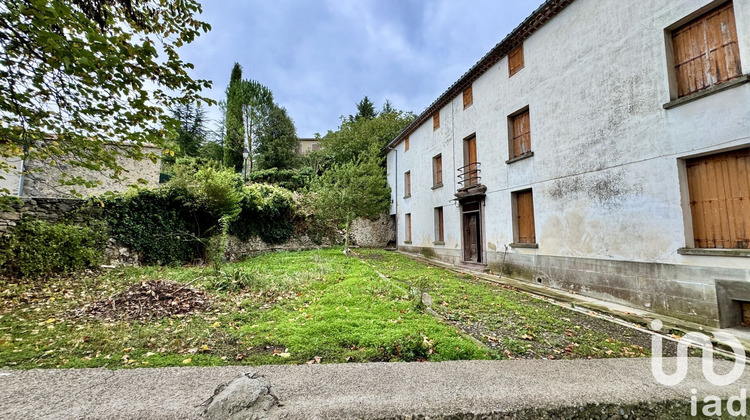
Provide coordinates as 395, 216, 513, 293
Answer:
0, 248, 658, 369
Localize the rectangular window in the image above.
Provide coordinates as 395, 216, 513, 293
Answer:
434, 207, 444, 243
404, 136, 410, 151
463, 85, 473, 109
514, 189, 536, 244
508, 43, 525, 77
404, 171, 411, 198
405, 213, 412, 243
686, 148, 750, 249
671, 2, 741, 98
510, 109, 531, 158
433, 154, 443, 187
433, 112, 440, 130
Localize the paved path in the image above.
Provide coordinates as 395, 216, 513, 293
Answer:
2, 358, 749, 419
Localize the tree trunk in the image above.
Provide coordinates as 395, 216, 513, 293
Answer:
343, 215, 351, 255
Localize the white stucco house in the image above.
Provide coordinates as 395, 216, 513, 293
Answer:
386, 0, 750, 327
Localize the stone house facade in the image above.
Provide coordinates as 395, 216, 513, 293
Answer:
1, 142, 161, 198
386, 0, 750, 327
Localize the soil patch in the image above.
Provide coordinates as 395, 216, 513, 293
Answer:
76, 280, 211, 320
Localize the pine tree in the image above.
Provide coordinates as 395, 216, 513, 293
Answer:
223, 63, 245, 172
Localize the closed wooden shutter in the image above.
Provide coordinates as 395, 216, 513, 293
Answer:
508, 43, 525, 77
433, 112, 440, 130
404, 137, 409, 151
686, 148, 750, 249
435, 207, 444, 242
672, 2, 741, 98
516, 190, 536, 244
463, 86, 473, 108
434, 155, 442, 186
404, 171, 411, 197
512, 110, 531, 158
405, 213, 412, 242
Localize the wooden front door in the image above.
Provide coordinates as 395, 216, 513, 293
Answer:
462, 202, 482, 263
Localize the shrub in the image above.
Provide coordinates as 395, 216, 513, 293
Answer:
100, 188, 213, 265
230, 184, 296, 245
246, 167, 313, 191
0, 217, 107, 278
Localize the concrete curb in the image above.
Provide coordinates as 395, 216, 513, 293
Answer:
2, 358, 749, 419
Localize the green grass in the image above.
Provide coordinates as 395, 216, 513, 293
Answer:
0, 248, 651, 369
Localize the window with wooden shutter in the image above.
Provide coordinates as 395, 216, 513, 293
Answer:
433, 154, 443, 187
405, 213, 412, 243
404, 171, 411, 198
463, 85, 473, 109
433, 112, 440, 130
434, 207, 444, 243
671, 2, 742, 98
515, 190, 536, 244
686, 148, 750, 249
511, 109, 531, 158
508, 43, 524, 77
404, 136, 409, 151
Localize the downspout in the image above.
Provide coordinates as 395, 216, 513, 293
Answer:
387, 146, 398, 250
17, 144, 28, 196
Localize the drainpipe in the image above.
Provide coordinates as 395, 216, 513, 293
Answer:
17, 144, 28, 196
387, 146, 398, 250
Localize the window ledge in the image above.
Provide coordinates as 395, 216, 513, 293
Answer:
678, 247, 750, 258
403, 194, 411, 199
664, 75, 749, 109
433, 241, 445, 246
506, 151, 534, 164
510, 242, 538, 249
432, 183, 443, 190
403, 241, 412, 245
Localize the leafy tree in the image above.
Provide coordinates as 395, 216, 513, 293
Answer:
171, 103, 207, 158
223, 63, 245, 172
239, 80, 274, 172
321, 101, 415, 165
0, 0, 212, 194
256, 105, 299, 170
309, 154, 390, 254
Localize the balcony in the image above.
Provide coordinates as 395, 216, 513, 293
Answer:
456, 162, 486, 200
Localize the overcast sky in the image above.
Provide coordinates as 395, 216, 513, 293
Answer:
178, 0, 543, 138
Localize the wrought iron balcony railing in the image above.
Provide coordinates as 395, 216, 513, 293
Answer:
457, 162, 481, 189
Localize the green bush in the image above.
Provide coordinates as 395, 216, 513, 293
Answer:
230, 184, 296, 245
100, 188, 213, 265
0, 218, 107, 278
246, 168, 313, 191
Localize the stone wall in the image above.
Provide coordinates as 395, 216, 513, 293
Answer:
350, 214, 395, 248
0, 198, 396, 265
0, 197, 88, 233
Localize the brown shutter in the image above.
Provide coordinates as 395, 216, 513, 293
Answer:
404, 137, 409, 151
672, 3, 741, 98
512, 110, 531, 158
433, 112, 440, 130
463, 86, 473, 108
508, 43, 525, 77
404, 171, 411, 197
686, 148, 750, 249
516, 190, 536, 244
405, 214, 412, 242
436, 207, 444, 242
434, 155, 443, 186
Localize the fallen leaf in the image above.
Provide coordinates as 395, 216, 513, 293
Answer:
182, 358, 192, 364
